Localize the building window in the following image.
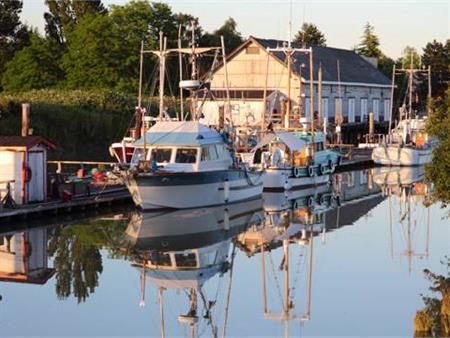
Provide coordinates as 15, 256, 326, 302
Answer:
348, 98, 355, 123
384, 99, 390, 122
373, 99, 379, 121
335, 98, 342, 122
361, 99, 368, 122
245, 46, 260, 54
322, 98, 329, 121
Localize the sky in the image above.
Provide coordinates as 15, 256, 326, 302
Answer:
20, 0, 450, 59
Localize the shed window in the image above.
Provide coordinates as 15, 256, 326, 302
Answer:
175, 148, 197, 163
246, 46, 260, 54
151, 148, 172, 163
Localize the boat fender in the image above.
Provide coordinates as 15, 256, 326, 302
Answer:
319, 163, 327, 175
224, 180, 230, 203
307, 166, 315, 177
293, 167, 302, 178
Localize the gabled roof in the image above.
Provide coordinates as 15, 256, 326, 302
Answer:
223, 36, 391, 87
0, 136, 56, 150
135, 121, 223, 147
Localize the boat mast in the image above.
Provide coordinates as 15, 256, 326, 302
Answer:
190, 20, 198, 121
221, 35, 232, 126
178, 25, 184, 121
408, 52, 413, 120
138, 40, 144, 110
388, 64, 396, 142
158, 32, 166, 120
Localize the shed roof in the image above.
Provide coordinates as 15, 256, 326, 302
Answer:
224, 36, 391, 87
135, 121, 223, 147
0, 136, 56, 150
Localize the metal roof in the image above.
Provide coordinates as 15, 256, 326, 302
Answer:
243, 37, 392, 86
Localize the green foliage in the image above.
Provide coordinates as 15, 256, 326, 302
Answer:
422, 39, 450, 97
201, 17, 243, 54
293, 23, 326, 47
0, 89, 182, 160
400, 46, 421, 69
377, 54, 395, 78
0, 0, 30, 83
356, 22, 382, 58
426, 87, 450, 206
2, 33, 64, 92
44, 0, 107, 44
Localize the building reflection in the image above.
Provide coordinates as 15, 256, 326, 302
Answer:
0, 227, 54, 285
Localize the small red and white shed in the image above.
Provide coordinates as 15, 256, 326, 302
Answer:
0, 136, 56, 205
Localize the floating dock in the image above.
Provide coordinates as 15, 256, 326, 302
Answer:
0, 188, 131, 223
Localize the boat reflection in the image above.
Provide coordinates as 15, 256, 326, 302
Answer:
373, 166, 432, 274
123, 199, 264, 337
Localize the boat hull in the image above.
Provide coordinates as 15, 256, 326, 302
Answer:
263, 168, 330, 192
124, 169, 264, 210
372, 145, 432, 166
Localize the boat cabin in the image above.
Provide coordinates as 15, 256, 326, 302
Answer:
130, 121, 233, 172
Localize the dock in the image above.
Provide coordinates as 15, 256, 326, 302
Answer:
0, 187, 131, 223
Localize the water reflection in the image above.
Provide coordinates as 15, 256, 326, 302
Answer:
0, 167, 446, 337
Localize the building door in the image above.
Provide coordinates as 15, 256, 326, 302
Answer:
361, 99, 368, 122
27, 152, 44, 202
373, 99, 379, 121
348, 98, 355, 123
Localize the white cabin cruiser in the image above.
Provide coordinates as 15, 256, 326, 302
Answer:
248, 130, 340, 191
372, 117, 433, 166
123, 121, 263, 210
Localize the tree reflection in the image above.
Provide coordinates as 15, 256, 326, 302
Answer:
47, 219, 127, 303
414, 257, 450, 337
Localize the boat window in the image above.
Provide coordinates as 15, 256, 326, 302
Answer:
131, 148, 146, 166
175, 253, 197, 267
149, 252, 172, 267
151, 148, 172, 163
175, 148, 197, 163
201, 144, 219, 161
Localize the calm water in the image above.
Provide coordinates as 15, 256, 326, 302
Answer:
0, 168, 448, 337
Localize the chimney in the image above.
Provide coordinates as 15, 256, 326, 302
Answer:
21, 103, 30, 137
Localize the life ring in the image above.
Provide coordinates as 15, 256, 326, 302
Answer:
293, 167, 302, 178
307, 166, 315, 177
24, 166, 32, 183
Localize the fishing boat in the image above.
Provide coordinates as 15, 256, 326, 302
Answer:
122, 120, 263, 210
372, 54, 433, 166
248, 130, 340, 191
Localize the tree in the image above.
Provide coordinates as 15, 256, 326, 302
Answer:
0, 0, 30, 86
422, 39, 450, 97
61, 0, 177, 92
2, 33, 64, 92
400, 46, 421, 69
44, 0, 107, 44
426, 86, 450, 206
356, 22, 382, 58
294, 23, 326, 47
201, 17, 243, 54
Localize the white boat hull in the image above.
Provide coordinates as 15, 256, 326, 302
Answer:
263, 168, 330, 192
372, 145, 432, 166
124, 169, 264, 210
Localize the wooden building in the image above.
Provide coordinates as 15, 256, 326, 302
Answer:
201, 36, 392, 142
0, 136, 56, 205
